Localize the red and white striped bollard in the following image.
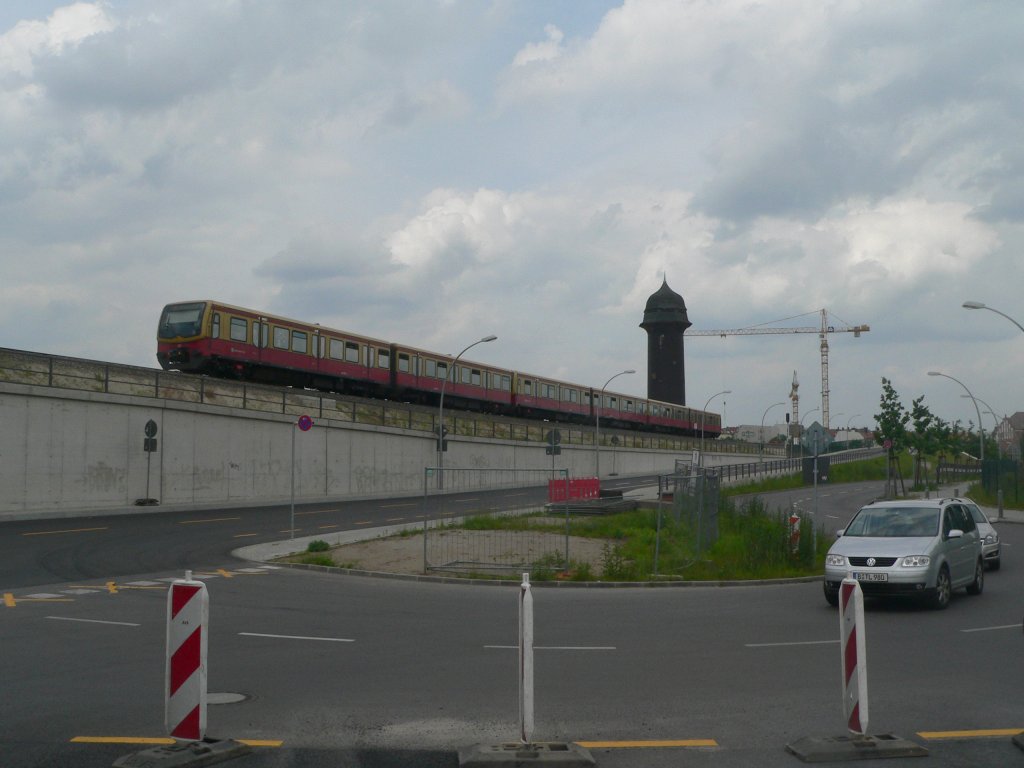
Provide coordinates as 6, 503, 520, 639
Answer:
839, 576, 868, 735
165, 571, 209, 741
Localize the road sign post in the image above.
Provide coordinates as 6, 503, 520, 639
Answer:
291, 415, 314, 538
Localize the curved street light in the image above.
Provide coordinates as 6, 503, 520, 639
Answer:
700, 389, 731, 463
962, 301, 1024, 334
760, 401, 785, 465
797, 407, 819, 457
845, 413, 861, 448
595, 369, 635, 479
437, 334, 497, 488
928, 371, 983, 463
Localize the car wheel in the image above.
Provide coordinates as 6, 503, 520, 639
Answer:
929, 566, 952, 610
823, 581, 839, 607
967, 559, 984, 595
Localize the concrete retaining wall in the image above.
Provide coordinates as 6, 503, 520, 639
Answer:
0, 382, 690, 519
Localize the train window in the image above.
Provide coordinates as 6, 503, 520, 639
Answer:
398, 353, 410, 373
501, 375, 510, 391
377, 348, 389, 368
471, 369, 480, 386
329, 339, 343, 359
292, 331, 307, 353
609, 396, 618, 409
344, 341, 358, 363
273, 327, 289, 349
624, 400, 634, 412
212, 313, 221, 339
522, 379, 532, 395
317, 335, 326, 359
425, 359, 436, 378
230, 317, 247, 342
461, 367, 471, 385
437, 362, 448, 381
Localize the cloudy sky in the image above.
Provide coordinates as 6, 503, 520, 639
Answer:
2, 1, 1022, 433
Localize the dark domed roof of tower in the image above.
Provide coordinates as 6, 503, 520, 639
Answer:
640, 278, 691, 328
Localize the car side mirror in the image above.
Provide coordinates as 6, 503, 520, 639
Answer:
947, 529, 964, 540
835, 529, 844, 539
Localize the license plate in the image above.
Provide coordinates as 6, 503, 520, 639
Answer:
852, 572, 887, 582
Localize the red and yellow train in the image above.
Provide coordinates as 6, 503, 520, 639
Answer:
157, 300, 721, 437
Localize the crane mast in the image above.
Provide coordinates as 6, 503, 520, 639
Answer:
689, 309, 869, 430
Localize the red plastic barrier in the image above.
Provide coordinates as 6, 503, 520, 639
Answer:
548, 477, 600, 502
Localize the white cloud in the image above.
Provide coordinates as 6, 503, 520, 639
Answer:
0, 2, 113, 78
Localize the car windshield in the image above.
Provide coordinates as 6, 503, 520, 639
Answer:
844, 506, 939, 537
159, 303, 205, 339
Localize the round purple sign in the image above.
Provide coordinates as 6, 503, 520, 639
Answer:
297, 414, 313, 431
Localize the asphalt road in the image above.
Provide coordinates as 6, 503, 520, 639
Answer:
2, 479, 1023, 767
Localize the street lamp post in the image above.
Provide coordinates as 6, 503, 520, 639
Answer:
595, 369, 635, 479
700, 390, 731, 465
798, 407, 820, 458
437, 334, 497, 489
760, 401, 785, 466
928, 371, 984, 463
845, 413, 861, 449
962, 301, 1024, 333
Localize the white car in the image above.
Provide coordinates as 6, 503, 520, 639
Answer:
959, 498, 1001, 570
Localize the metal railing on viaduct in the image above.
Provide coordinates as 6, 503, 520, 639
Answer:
0, 346, 768, 456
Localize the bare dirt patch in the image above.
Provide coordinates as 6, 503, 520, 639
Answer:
296, 529, 611, 577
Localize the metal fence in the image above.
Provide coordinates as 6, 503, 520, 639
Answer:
421, 468, 582, 575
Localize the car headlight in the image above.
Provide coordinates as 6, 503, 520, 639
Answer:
826, 554, 846, 567
901, 555, 930, 567
984, 533, 997, 545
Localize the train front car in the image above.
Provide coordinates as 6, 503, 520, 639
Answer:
157, 301, 214, 373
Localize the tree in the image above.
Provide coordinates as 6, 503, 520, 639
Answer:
906, 395, 935, 488
874, 378, 909, 496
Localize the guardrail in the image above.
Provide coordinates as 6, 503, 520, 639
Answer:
0, 346, 763, 456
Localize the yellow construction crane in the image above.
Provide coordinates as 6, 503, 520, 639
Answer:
689, 309, 869, 430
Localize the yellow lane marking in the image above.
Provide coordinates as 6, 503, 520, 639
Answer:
234, 533, 260, 538
179, 517, 242, 525
576, 740, 718, 748
354, 520, 372, 525
318, 524, 339, 529
385, 517, 405, 523
22, 527, 108, 537
918, 729, 1024, 740
4, 593, 15, 607
295, 510, 321, 516
380, 503, 416, 508
71, 736, 282, 747
217, 569, 234, 578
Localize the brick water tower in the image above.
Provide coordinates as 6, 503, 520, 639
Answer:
640, 278, 691, 405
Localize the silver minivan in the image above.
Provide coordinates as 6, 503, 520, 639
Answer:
823, 498, 984, 609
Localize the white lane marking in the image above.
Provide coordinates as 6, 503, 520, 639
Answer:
46, 616, 141, 627
125, 581, 163, 586
745, 640, 839, 648
26, 593, 64, 599
62, 589, 101, 595
239, 632, 354, 643
485, 645, 616, 651
960, 624, 1023, 634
